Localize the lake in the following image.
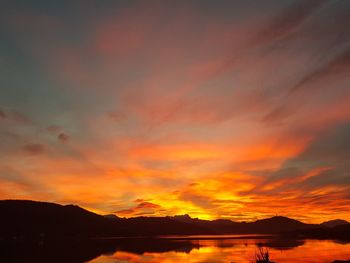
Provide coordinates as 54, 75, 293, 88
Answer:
87, 235, 350, 263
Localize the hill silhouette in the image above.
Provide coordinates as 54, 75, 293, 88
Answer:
0, 200, 116, 238
0, 200, 348, 239
321, 219, 349, 228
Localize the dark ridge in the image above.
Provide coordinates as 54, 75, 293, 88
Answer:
249, 216, 318, 234
0, 200, 348, 240
321, 219, 349, 228
0, 199, 116, 238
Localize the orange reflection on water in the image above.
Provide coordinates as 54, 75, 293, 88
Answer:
88, 238, 350, 263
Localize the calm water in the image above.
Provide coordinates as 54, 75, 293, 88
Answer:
87, 235, 350, 263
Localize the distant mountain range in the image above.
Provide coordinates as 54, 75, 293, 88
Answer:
0, 200, 349, 240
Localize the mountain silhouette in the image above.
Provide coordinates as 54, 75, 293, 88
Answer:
321, 219, 349, 228
0, 200, 347, 239
0, 200, 116, 238
244, 216, 315, 234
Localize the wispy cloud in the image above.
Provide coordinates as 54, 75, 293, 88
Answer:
0, 0, 349, 222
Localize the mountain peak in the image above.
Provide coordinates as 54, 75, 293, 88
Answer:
174, 214, 192, 219
321, 219, 349, 228
256, 216, 301, 223
104, 214, 119, 220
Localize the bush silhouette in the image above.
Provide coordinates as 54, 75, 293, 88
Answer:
255, 247, 271, 263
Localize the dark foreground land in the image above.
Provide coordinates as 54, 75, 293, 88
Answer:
1, 200, 349, 239
1, 200, 350, 262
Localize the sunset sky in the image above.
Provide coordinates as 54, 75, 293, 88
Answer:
0, 0, 349, 223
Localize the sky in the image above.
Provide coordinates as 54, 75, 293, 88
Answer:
0, 0, 350, 223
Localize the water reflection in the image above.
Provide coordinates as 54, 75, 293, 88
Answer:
88, 237, 350, 263
2, 236, 350, 262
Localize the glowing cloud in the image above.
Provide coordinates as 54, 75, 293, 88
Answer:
0, 0, 349, 223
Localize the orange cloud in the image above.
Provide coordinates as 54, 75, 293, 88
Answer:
1, 0, 350, 224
